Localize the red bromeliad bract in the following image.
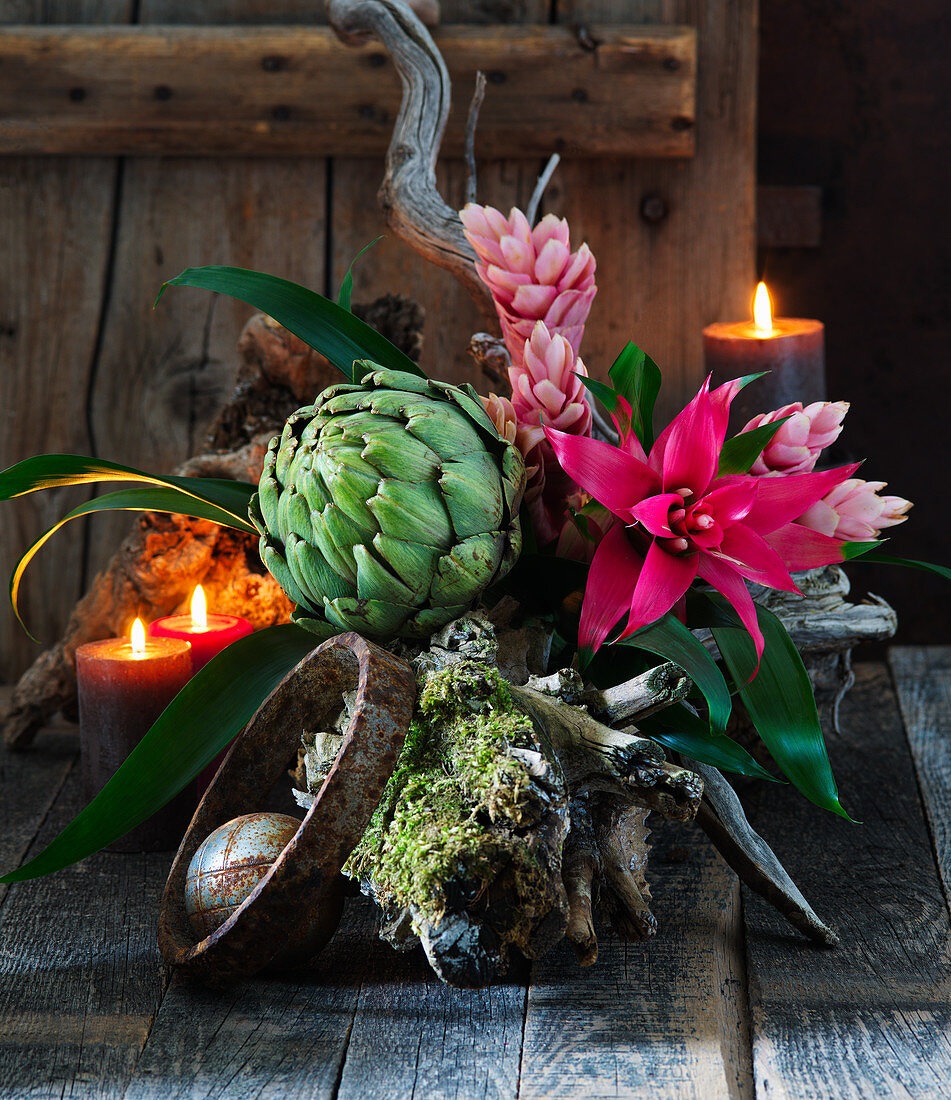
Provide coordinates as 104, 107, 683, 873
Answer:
544, 377, 861, 663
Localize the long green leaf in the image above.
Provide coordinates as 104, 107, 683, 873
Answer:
620, 612, 732, 735
637, 702, 778, 781
848, 550, 951, 582
337, 237, 383, 311
608, 342, 661, 451
0, 625, 317, 883
707, 595, 853, 819
717, 416, 792, 476
158, 266, 423, 382
0, 454, 256, 520
10, 486, 258, 637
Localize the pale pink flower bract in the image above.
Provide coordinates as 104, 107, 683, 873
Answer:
743, 400, 849, 476
796, 478, 912, 541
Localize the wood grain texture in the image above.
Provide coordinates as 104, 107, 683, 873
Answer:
0, 767, 170, 1099
552, 0, 757, 422
0, 688, 77, 910
519, 830, 753, 1100
0, 1, 133, 683
83, 155, 328, 581
336, 907, 526, 1100
888, 646, 951, 916
0, 25, 696, 159
742, 663, 951, 1100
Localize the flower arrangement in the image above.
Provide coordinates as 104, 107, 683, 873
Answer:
0, 202, 944, 984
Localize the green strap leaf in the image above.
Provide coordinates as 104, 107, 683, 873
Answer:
158, 266, 423, 382
0, 625, 318, 883
637, 703, 778, 781
608, 342, 662, 451
0, 454, 256, 518
707, 594, 853, 820
847, 550, 951, 582
619, 612, 732, 735
10, 486, 258, 638
717, 415, 792, 476
337, 237, 383, 312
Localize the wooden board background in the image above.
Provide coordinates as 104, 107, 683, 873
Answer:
0, 0, 756, 682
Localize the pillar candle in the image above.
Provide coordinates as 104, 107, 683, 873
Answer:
703, 282, 826, 429
147, 586, 253, 673
77, 622, 193, 852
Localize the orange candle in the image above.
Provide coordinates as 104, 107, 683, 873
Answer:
703, 282, 825, 428
147, 586, 253, 672
76, 619, 193, 852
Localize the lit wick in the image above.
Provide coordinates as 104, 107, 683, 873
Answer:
130, 617, 147, 658
753, 281, 773, 336
191, 585, 208, 632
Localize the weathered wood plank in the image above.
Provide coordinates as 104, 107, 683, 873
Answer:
0, 767, 171, 1099
0, 2, 131, 684
125, 901, 374, 1099
518, 828, 752, 1100
0, 688, 77, 910
0, 25, 696, 160
742, 663, 951, 1099
552, 0, 756, 419
336, 913, 526, 1100
83, 154, 328, 580
888, 645, 951, 916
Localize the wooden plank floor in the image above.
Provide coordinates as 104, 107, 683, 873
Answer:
1, 650, 950, 1099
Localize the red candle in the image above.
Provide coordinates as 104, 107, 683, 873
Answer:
76, 620, 193, 852
703, 282, 826, 429
147, 586, 253, 672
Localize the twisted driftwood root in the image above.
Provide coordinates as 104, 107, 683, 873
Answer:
2, 298, 424, 750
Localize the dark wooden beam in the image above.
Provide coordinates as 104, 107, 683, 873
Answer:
0, 25, 696, 159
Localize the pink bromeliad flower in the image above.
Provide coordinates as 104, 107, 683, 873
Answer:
545, 377, 861, 662
460, 204, 596, 364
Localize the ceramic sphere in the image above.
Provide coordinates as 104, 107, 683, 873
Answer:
184, 812, 302, 939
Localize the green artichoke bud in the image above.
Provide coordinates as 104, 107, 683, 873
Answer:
250, 366, 526, 641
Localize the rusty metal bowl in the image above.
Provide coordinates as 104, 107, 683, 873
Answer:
157, 632, 415, 986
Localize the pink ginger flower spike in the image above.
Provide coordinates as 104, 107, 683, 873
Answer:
460, 203, 596, 364
796, 479, 912, 541
743, 401, 850, 476
512, 321, 592, 437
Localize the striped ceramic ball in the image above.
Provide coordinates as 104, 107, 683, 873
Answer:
184, 812, 301, 940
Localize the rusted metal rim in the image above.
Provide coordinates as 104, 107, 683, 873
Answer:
157, 631, 416, 985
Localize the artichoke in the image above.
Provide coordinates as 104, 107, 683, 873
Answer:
251, 367, 526, 641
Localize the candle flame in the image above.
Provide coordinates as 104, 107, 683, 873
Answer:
191, 585, 208, 630
753, 281, 773, 334
130, 618, 146, 657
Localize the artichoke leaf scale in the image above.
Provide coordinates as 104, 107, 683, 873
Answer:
286, 533, 354, 604
278, 487, 314, 543
310, 503, 367, 585
439, 453, 505, 539
369, 479, 453, 549
361, 430, 441, 482
353, 542, 418, 605
261, 541, 313, 611
405, 405, 486, 457
372, 533, 440, 600
406, 604, 469, 637
323, 595, 411, 637
429, 531, 506, 606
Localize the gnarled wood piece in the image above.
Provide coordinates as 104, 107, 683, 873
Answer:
691, 761, 838, 947
328, 0, 497, 327
158, 633, 416, 986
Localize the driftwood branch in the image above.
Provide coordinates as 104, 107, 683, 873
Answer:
328, 0, 497, 327
691, 761, 838, 946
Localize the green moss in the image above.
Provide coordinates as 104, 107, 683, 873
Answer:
344, 661, 549, 927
